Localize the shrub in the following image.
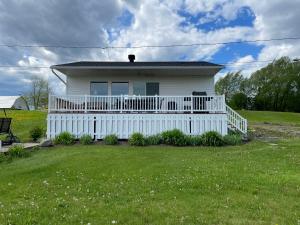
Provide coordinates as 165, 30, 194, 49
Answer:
201, 131, 224, 146
128, 133, 146, 146
189, 135, 203, 146
145, 134, 162, 145
29, 127, 44, 141
174, 135, 190, 146
8, 144, 30, 158
80, 134, 93, 145
161, 129, 186, 146
103, 134, 118, 145
0, 153, 7, 163
53, 132, 75, 145
224, 134, 243, 146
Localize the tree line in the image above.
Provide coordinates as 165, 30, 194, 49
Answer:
215, 57, 300, 112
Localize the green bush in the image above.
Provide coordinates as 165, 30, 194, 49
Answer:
8, 144, 30, 158
161, 129, 186, 146
224, 134, 243, 146
128, 133, 146, 146
174, 135, 190, 146
189, 135, 203, 146
0, 153, 7, 163
79, 134, 93, 145
201, 131, 224, 146
53, 132, 75, 145
103, 134, 119, 145
29, 127, 44, 141
145, 134, 162, 145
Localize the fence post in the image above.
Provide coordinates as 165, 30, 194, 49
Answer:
190, 95, 193, 114
84, 95, 87, 113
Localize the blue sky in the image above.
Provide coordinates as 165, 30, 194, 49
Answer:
0, 0, 299, 95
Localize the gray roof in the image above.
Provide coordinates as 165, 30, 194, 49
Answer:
51, 61, 224, 69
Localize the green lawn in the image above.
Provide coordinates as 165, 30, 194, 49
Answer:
0, 141, 299, 224
238, 110, 300, 125
0, 110, 47, 142
0, 110, 300, 224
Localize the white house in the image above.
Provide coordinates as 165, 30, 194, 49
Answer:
47, 55, 247, 139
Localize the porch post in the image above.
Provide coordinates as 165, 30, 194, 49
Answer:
120, 95, 123, 113
222, 94, 226, 113
84, 95, 87, 113
155, 95, 158, 113
190, 95, 193, 114
48, 95, 51, 113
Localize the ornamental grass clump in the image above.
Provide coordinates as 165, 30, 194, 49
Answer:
128, 133, 146, 146
189, 135, 203, 146
8, 144, 30, 158
201, 131, 224, 147
103, 134, 119, 145
223, 133, 243, 146
79, 134, 94, 145
145, 134, 162, 145
161, 129, 186, 146
29, 126, 44, 142
53, 132, 75, 145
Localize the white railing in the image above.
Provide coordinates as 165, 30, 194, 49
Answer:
49, 95, 226, 114
226, 105, 247, 134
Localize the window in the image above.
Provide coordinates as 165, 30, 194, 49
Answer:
133, 82, 146, 95
112, 82, 129, 95
90, 82, 108, 95
133, 82, 160, 96
146, 82, 159, 96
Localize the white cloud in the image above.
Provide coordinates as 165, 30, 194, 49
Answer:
0, 0, 300, 94
110, 0, 254, 62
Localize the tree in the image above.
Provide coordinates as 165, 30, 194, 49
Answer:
249, 57, 300, 112
229, 92, 248, 110
22, 75, 51, 110
215, 71, 245, 101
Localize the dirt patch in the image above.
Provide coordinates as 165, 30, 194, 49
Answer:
249, 122, 300, 141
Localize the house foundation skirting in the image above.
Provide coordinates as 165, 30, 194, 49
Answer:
47, 113, 228, 139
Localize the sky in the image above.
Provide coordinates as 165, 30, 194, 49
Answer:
0, 0, 300, 95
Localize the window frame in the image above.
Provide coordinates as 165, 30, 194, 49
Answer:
111, 82, 129, 96
90, 81, 108, 96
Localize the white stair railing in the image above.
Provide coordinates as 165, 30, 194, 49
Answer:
226, 105, 247, 134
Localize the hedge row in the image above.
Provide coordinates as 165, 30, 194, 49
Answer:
52, 130, 243, 147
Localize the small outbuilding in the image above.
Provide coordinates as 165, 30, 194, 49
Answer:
0, 96, 29, 110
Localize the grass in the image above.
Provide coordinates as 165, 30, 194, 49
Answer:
0, 109, 299, 224
0, 110, 47, 142
0, 141, 299, 224
238, 110, 300, 125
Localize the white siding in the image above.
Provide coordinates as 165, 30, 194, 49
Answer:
47, 113, 227, 139
66, 74, 215, 96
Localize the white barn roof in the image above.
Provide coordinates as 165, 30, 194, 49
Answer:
0, 96, 27, 109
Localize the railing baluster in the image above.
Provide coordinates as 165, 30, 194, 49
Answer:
49, 95, 228, 115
